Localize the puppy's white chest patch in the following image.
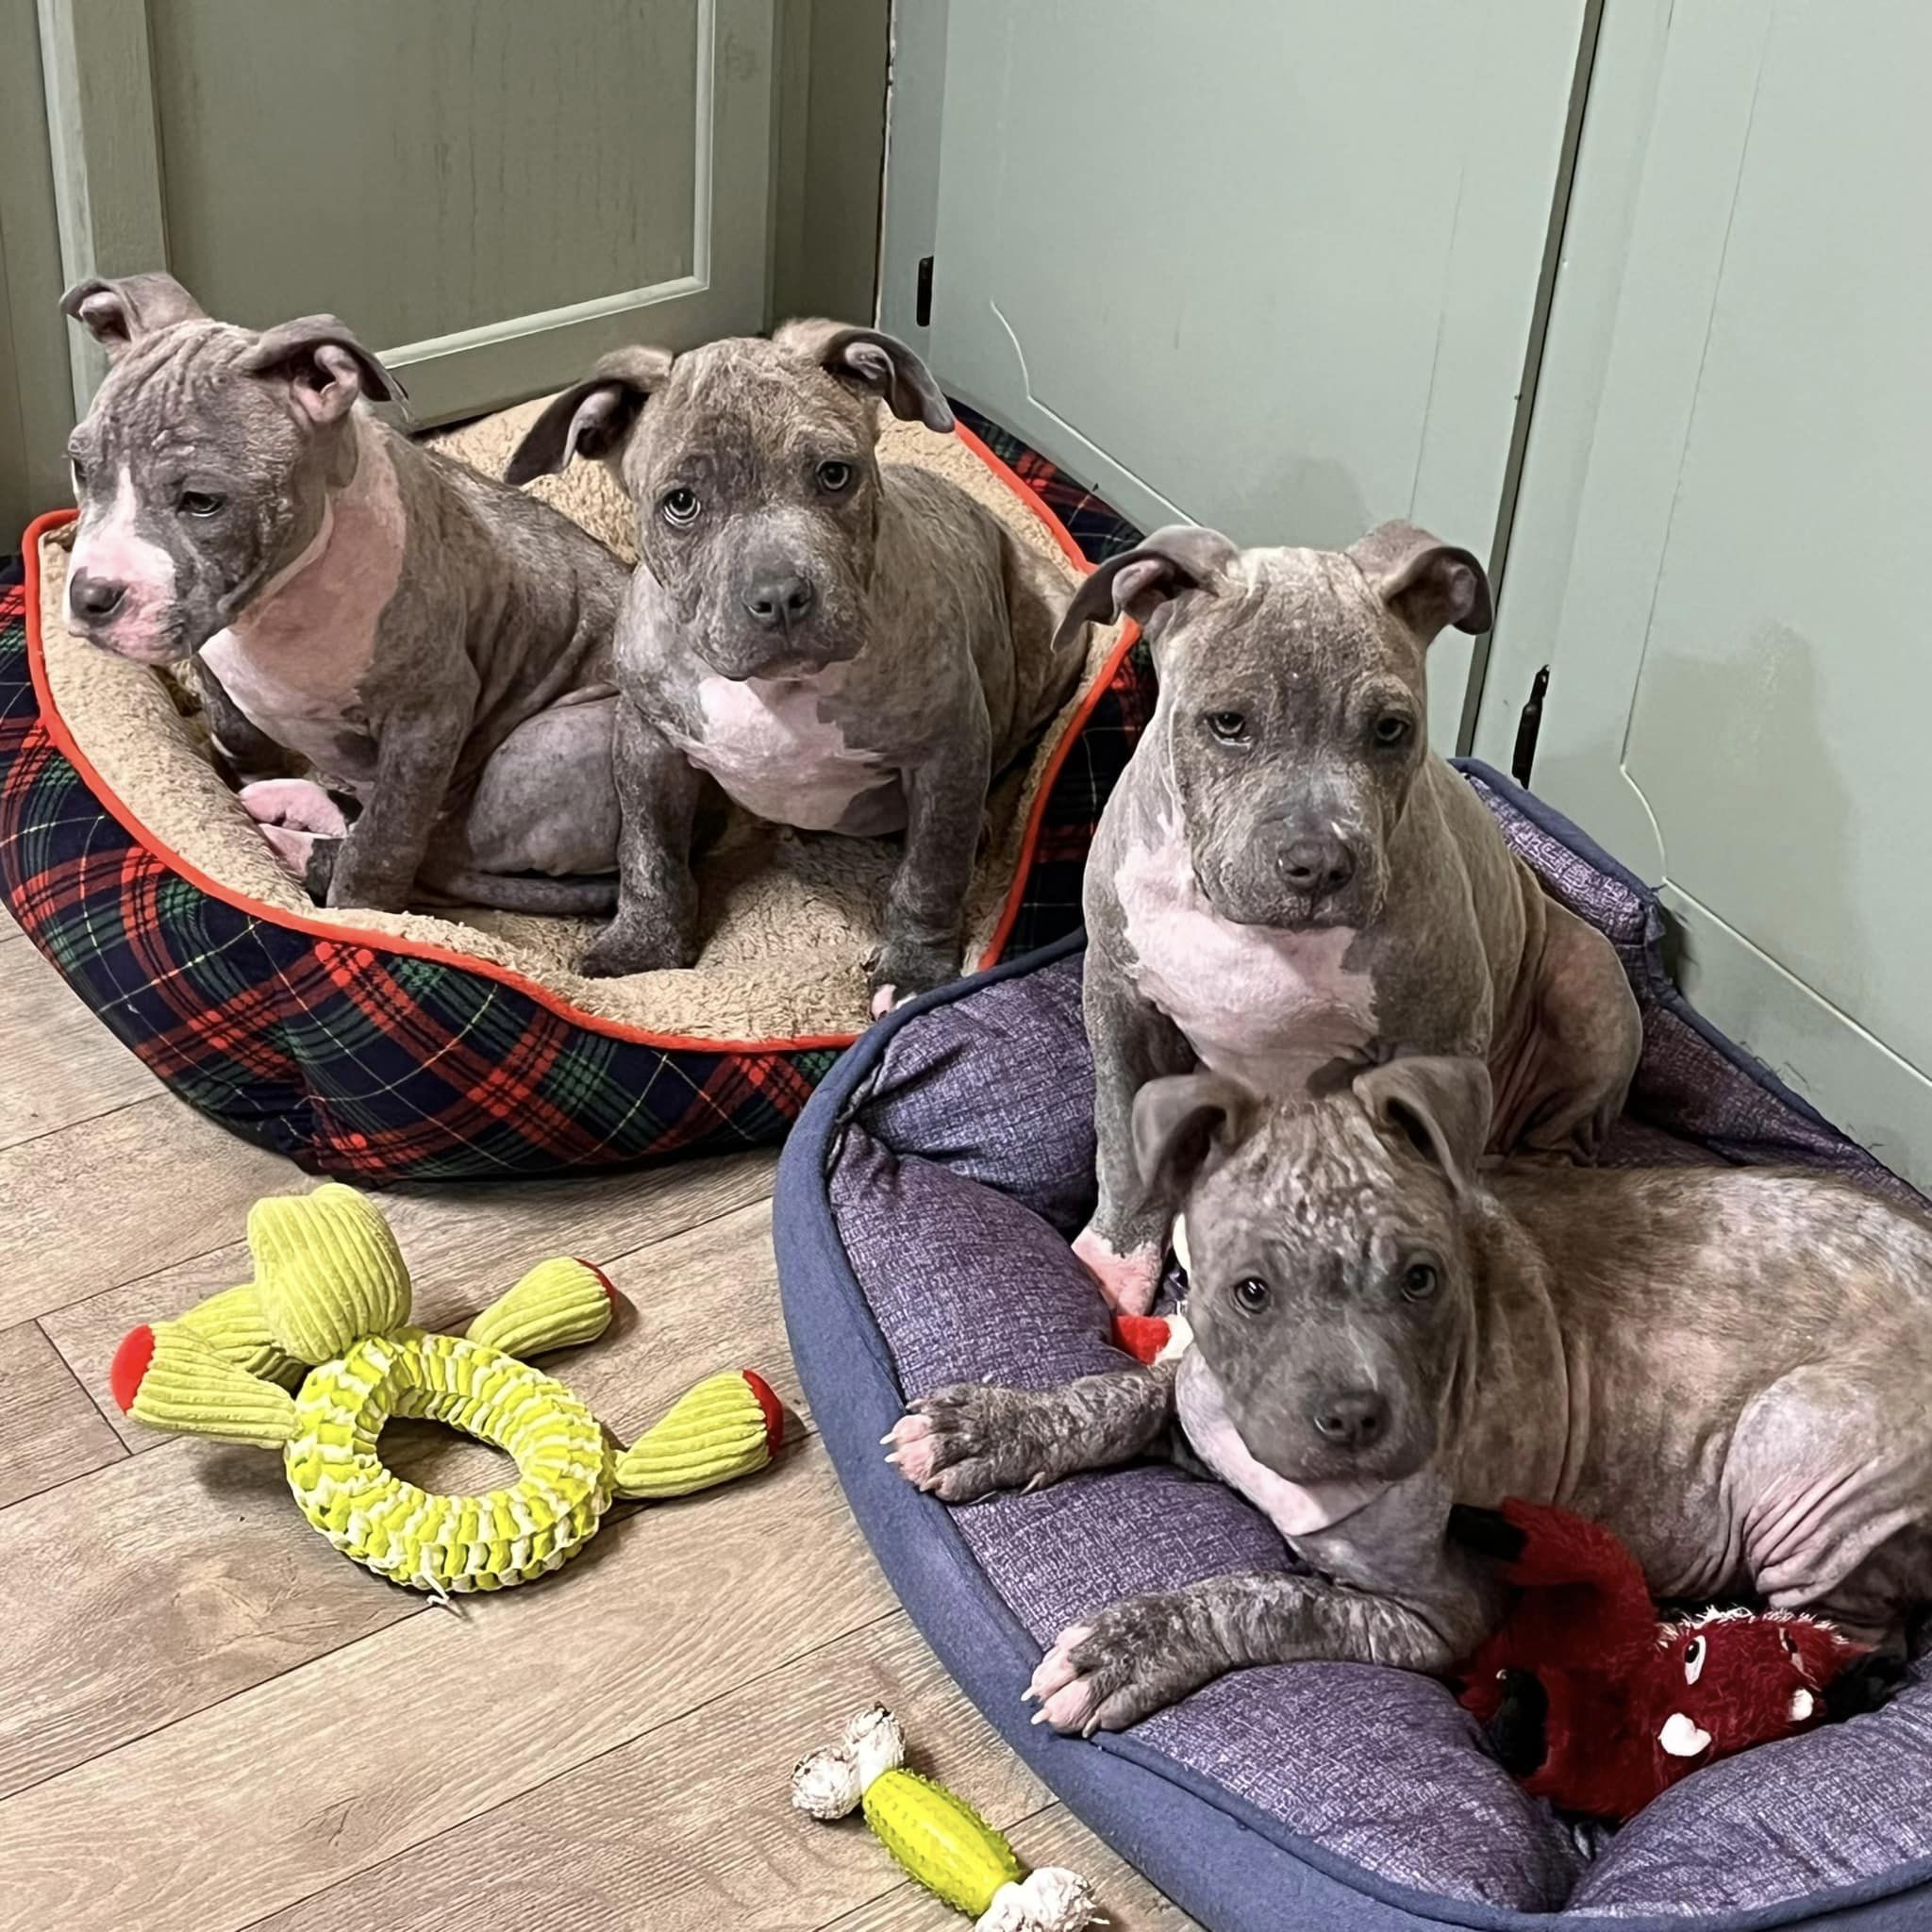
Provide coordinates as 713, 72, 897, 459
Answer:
200, 424, 405, 785
1117, 823, 1376, 1092
1174, 1349, 1385, 1539
680, 675, 901, 835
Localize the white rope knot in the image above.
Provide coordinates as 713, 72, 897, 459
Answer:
979, 1866, 1106, 1931
790, 1703, 906, 1819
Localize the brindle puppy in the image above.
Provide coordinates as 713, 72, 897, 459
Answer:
891, 1061, 1932, 1735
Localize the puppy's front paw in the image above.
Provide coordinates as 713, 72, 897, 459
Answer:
883, 1384, 1058, 1504
238, 778, 349, 839
1024, 1592, 1218, 1735
577, 918, 694, 979
868, 937, 961, 1016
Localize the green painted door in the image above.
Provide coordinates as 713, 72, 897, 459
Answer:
880, 0, 1593, 750
1474, 0, 1932, 1188
39, 0, 775, 422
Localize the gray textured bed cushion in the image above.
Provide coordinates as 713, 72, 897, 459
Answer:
781, 762, 1932, 1928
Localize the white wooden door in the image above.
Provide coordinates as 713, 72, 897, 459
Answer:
881, 0, 1594, 750
1474, 0, 1932, 1189
38, 0, 774, 422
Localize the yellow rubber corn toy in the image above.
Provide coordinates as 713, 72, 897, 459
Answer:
109, 1184, 783, 1594
791, 1706, 1103, 1930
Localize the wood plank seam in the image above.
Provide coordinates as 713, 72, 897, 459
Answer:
223, 1602, 915, 1932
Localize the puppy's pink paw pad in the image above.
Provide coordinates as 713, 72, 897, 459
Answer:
258, 823, 319, 876
1071, 1229, 1162, 1316
1026, 1626, 1097, 1730
883, 1412, 940, 1487
1039, 1681, 1100, 1732
239, 778, 347, 838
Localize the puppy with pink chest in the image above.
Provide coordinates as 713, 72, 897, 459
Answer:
58, 272, 628, 914
1062, 521, 1643, 1315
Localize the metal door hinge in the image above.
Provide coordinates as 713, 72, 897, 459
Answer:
915, 256, 934, 328
1511, 666, 1550, 789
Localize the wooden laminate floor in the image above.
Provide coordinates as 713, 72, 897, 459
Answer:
0, 904, 1195, 1931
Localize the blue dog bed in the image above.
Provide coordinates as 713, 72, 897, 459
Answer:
774, 762, 1932, 1930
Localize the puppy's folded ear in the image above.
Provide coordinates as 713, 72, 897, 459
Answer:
1051, 525, 1241, 659
1132, 1072, 1259, 1199
60, 273, 208, 359
774, 319, 954, 433
505, 345, 674, 483
1352, 1055, 1492, 1196
1349, 521, 1492, 641
240, 317, 408, 425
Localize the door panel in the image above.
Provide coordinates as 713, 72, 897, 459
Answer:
149, 1, 701, 345
1476, 0, 1932, 1186
41, 0, 774, 423
891, 0, 1590, 748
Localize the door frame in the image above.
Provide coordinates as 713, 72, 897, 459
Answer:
35, 0, 777, 424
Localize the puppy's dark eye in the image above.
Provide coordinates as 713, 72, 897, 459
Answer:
69, 457, 90, 491
1205, 710, 1249, 744
178, 491, 225, 519
1232, 1276, 1271, 1314
815, 459, 854, 493
1373, 713, 1413, 750
659, 487, 701, 526
1401, 1261, 1439, 1302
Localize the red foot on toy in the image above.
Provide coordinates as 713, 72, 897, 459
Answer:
110, 1324, 157, 1413
576, 1258, 618, 1302
743, 1370, 786, 1450
1111, 1314, 1173, 1366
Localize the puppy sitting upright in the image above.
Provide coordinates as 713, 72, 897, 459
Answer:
58, 272, 625, 913
1061, 523, 1642, 1311
506, 322, 1083, 997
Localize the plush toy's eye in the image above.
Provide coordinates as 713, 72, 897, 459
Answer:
1683, 1634, 1707, 1685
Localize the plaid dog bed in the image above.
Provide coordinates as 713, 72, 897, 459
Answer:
0, 417, 1147, 1181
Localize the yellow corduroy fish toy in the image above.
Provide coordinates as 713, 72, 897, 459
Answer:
108, 1183, 783, 1594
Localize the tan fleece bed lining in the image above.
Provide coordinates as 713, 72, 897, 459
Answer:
32, 402, 1124, 1044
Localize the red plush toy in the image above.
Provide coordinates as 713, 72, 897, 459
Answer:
1452, 1498, 1886, 1822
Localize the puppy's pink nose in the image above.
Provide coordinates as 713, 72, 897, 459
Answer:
70, 570, 127, 621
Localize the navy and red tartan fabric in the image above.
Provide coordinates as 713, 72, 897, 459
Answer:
0, 430, 1147, 1181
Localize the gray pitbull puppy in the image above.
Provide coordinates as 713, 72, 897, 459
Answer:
505, 321, 1081, 994
888, 1059, 1932, 1736
1062, 521, 1642, 1314
59, 272, 625, 912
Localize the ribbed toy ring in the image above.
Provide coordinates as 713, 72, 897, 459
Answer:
110, 1184, 783, 1592
285, 1328, 615, 1592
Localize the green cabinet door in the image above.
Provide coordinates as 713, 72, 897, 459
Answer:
1475, 0, 1932, 1188
39, 0, 775, 423
881, 0, 1593, 750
